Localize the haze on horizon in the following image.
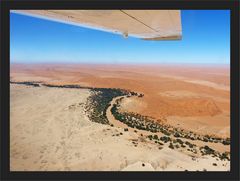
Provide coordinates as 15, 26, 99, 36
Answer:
10, 10, 230, 65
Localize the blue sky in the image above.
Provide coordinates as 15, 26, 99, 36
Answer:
10, 10, 230, 64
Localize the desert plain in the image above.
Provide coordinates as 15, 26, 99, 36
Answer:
10, 63, 230, 171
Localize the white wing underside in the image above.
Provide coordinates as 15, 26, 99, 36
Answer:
13, 10, 182, 40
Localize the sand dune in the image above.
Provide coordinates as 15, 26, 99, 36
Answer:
10, 64, 229, 111
10, 63, 230, 171
10, 64, 230, 137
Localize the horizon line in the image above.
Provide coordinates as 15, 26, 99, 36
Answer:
10, 62, 230, 66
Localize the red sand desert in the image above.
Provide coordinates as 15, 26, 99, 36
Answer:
10, 63, 230, 171
11, 63, 230, 137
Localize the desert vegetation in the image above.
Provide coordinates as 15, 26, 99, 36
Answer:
200, 146, 230, 161
85, 88, 129, 124
10, 81, 41, 87
146, 132, 230, 161
110, 98, 230, 146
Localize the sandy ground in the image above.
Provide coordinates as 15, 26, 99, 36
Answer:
10, 84, 230, 171
10, 63, 230, 138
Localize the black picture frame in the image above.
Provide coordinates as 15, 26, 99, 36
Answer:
0, 0, 239, 180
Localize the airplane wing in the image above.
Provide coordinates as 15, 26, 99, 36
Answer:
12, 10, 182, 40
